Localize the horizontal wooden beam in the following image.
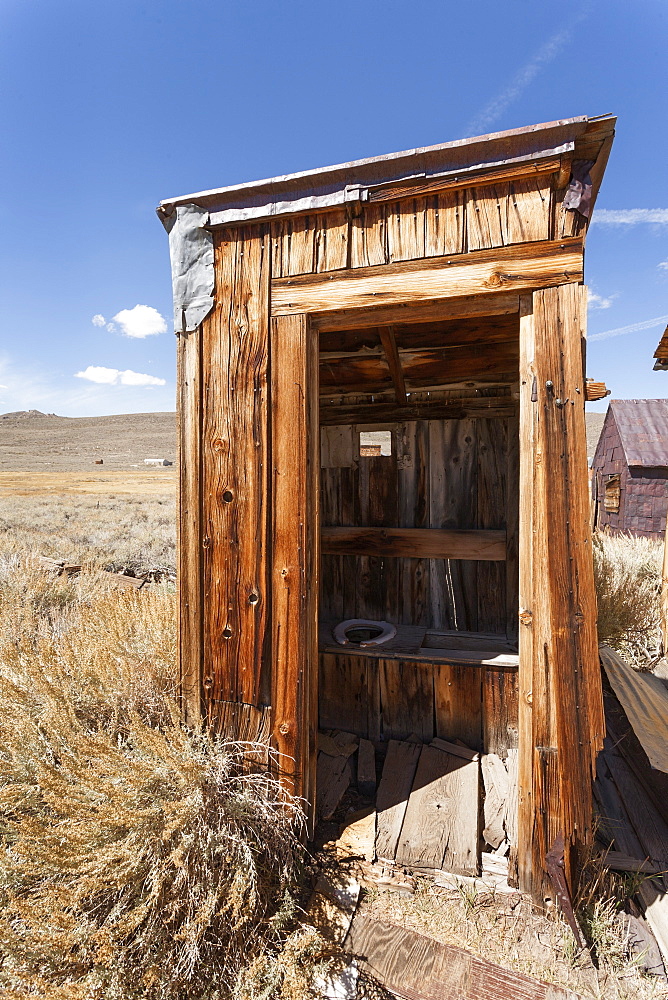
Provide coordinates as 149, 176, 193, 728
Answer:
367, 155, 561, 203
321, 526, 506, 561
313, 291, 520, 333
319, 397, 517, 425
272, 238, 583, 317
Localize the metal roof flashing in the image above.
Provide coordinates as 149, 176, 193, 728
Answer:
157, 116, 595, 221
158, 114, 615, 334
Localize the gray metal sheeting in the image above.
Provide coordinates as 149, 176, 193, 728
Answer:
158, 117, 590, 217
610, 399, 668, 468
600, 646, 668, 773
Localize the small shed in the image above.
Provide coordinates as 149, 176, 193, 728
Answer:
159, 114, 615, 902
592, 399, 668, 539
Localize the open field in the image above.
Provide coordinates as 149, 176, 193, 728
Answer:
0, 410, 176, 471
0, 468, 176, 497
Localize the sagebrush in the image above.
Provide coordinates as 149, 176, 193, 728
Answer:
0, 548, 322, 999
593, 531, 663, 664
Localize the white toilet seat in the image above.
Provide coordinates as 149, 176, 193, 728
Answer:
333, 618, 397, 648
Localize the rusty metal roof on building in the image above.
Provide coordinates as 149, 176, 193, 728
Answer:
158, 114, 615, 222
609, 399, 668, 468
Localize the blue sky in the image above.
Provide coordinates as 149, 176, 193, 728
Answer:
0, 0, 666, 416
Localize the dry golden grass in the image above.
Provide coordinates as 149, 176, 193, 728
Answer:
0, 540, 330, 999
593, 531, 663, 664
0, 494, 176, 578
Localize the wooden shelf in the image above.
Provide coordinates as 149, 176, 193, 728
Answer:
318, 620, 519, 669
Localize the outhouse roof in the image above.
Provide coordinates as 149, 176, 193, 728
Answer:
158, 115, 615, 224
609, 399, 668, 468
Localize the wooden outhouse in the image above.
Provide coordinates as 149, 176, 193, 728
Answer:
159, 115, 615, 901
592, 399, 668, 539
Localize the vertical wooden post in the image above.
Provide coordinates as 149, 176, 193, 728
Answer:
517, 294, 535, 892
177, 328, 203, 728
200, 225, 272, 734
518, 284, 603, 902
271, 313, 320, 829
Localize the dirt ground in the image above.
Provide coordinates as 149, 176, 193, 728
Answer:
0, 469, 176, 497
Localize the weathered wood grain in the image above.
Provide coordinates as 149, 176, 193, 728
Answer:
379, 659, 434, 741
483, 667, 519, 756
375, 739, 422, 861
357, 738, 377, 797
320, 396, 517, 425
433, 662, 483, 751
518, 284, 603, 900
202, 226, 270, 713
379, 326, 408, 403
348, 914, 582, 1000
321, 526, 506, 560
270, 313, 320, 809
272, 238, 584, 316
396, 744, 480, 874
517, 293, 535, 892
312, 290, 520, 332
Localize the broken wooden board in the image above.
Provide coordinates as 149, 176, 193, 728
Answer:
317, 751, 351, 821
395, 743, 480, 875
481, 753, 509, 849
348, 914, 582, 999
375, 740, 422, 862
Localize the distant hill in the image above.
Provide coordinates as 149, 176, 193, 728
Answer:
0, 411, 176, 471
0, 407, 607, 472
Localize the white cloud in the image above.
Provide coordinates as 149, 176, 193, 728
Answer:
589, 314, 668, 342
112, 304, 167, 339
74, 366, 166, 387
587, 290, 617, 310
92, 314, 106, 327
658, 260, 668, 271
463, 2, 592, 136
591, 209, 668, 225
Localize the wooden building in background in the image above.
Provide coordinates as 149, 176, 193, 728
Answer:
592, 399, 668, 539
159, 115, 615, 902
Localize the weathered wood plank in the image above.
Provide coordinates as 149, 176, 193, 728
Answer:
318, 653, 380, 739
429, 419, 478, 631
320, 397, 517, 426
202, 226, 270, 711
379, 326, 408, 403
483, 667, 519, 755
424, 189, 466, 257
312, 290, 520, 332
476, 417, 508, 633
317, 751, 351, 821
379, 659, 434, 741
375, 739, 422, 861
321, 526, 506, 560
517, 293, 535, 893
271, 313, 320, 806
518, 284, 603, 900
350, 203, 387, 268
433, 662, 483, 751
386, 197, 427, 263
348, 914, 582, 1000
396, 743, 480, 874
272, 238, 584, 316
